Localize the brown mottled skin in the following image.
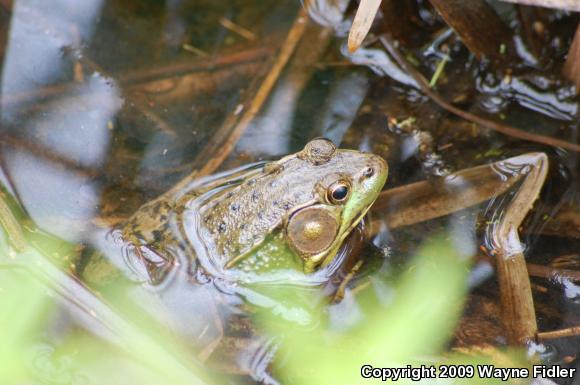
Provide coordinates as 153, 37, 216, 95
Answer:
121, 139, 388, 274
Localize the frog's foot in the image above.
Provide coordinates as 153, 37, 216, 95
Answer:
124, 239, 174, 285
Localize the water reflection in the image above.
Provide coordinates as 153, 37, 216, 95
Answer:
0, 0, 115, 240
342, 45, 418, 88
316, 71, 368, 145
237, 77, 303, 156
1, 0, 104, 119
302, 0, 350, 33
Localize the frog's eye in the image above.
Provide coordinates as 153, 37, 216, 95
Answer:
327, 181, 350, 204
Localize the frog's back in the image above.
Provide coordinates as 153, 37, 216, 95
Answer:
120, 162, 266, 255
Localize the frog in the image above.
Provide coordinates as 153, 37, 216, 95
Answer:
120, 138, 388, 282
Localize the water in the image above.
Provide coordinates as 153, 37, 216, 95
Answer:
0, 0, 578, 384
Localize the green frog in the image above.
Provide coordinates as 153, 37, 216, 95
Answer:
121, 138, 388, 281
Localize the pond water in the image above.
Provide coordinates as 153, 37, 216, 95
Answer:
0, 1, 578, 384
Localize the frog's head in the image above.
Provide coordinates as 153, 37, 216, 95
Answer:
285, 138, 388, 273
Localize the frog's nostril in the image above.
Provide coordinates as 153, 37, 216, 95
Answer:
363, 167, 374, 178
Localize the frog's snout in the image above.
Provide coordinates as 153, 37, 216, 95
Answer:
360, 154, 388, 193
365, 154, 388, 178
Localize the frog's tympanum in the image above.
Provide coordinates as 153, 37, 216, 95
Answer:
121, 138, 387, 280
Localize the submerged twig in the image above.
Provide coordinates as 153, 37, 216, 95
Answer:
525, 262, 580, 282
0, 134, 101, 177
0, 47, 271, 107
130, 100, 178, 138
379, 35, 580, 152
476, 254, 580, 282
182, 44, 209, 57
195, 8, 310, 177
78, 55, 180, 138
219, 17, 257, 41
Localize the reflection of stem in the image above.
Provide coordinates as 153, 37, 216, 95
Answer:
379, 35, 580, 152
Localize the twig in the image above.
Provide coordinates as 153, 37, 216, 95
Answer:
536, 326, 580, 341
379, 35, 580, 152
332, 260, 364, 303
563, 22, 580, 92
499, 0, 580, 12
429, 54, 449, 87
348, 0, 382, 52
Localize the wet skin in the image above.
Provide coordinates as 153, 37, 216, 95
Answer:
121, 138, 388, 277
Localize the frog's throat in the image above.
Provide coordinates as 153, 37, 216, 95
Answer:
302, 190, 377, 273
224, 231, 303, 273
